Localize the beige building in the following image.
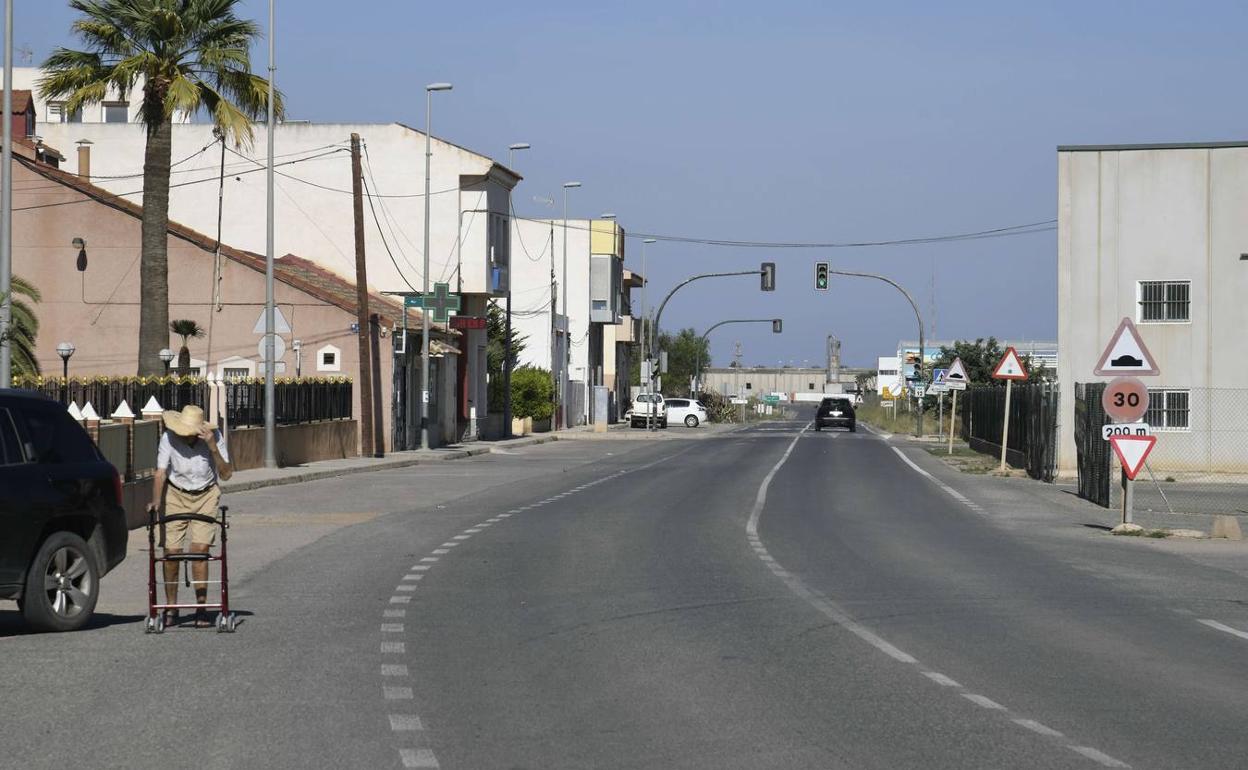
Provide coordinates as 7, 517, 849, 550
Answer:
10, 140, 461, 450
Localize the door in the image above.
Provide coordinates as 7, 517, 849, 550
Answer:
0, 407, 56, 592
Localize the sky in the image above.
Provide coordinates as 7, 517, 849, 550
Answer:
16, 1, 1248, 367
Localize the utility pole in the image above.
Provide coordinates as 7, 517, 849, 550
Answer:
734, 342, 743, 423
504, 143, 530, 439
263, 0, 277, 468
350, 133, 375, 457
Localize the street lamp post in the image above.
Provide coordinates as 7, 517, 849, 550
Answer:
159, 348, 175, 376
560, 181, 580, 430
56, 342, 75, 405
420, 82, 452, 450
640, 238, 655, 429
503, 143, 529, 440
693, 319, 782, 399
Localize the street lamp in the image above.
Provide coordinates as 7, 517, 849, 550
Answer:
640, 238, 656, 429
56, 342, 75, 404
420, 81, 452, 451
560, 181, 581, 429
503, 141, 530, 440
159, 348, 175, 376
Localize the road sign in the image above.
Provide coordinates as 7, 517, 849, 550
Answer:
1109, 434, 1157, 480
930, 382, 948, 393
731, 397, 748, 405
258, 334, 286, 361
991, 347, 1028, 380
1094, 317, 1160, 376
404, 282, 461, 323
945, 357, 970, 385
1102, 422, 1151, 440
252, 306, 291, 334
933, 368, 948, 384
914, 385, 926, 398
945, 380, 966, 391
1102, 377, 1150, 423
763, 394, 780, 405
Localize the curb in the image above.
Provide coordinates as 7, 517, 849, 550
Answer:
220, 435, 559, 494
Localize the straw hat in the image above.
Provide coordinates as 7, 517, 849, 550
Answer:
162, 405, 213, 437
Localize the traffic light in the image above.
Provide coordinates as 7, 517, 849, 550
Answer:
815, 261, 829, 291
772, 319, 783, 333
760, 262, 776, 291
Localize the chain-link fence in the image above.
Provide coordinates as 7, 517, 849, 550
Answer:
961, 382, 1059, 482
1074, 384, 1248, 516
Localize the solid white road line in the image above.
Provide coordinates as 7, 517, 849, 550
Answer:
890, 446, 985, 515
1198, 619, 1248, 641
747, 420, 1131, 769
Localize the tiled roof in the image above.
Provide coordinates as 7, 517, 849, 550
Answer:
15, 153, 458, 337
3, 90, 33, 114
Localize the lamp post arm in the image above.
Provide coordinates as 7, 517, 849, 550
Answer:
649, 269, 761, 391
828, 268, 925, 436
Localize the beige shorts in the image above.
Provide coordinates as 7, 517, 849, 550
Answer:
161, 484, 222, 550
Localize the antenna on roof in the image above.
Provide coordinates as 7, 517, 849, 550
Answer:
16, 45, 32, 65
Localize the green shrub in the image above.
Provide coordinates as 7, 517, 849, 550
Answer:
512, 366, 554, 420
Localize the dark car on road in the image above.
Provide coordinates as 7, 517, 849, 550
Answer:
815, 396, 856, 432
0, 391, 127, 631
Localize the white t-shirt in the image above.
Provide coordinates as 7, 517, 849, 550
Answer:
156, 430, 229, 491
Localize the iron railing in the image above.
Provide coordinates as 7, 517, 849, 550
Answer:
961, 381, 1059, 482
223, 380, 353, 427
1074, 382, 1112, 508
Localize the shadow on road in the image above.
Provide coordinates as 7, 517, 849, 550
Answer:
0, 609, 148, 637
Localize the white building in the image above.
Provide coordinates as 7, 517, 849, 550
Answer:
508, 217, 630, 425
876, 356, 902, 399
36, 114, 517, 442
1056, 140, 1248, 474
12, 67, 189, 126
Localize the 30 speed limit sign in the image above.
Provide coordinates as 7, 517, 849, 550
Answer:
1102, 377, 1150, 423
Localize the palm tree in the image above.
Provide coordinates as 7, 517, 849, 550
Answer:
2, 277, 42, 378
39, 0, 282, 376
170, 319, 204, 376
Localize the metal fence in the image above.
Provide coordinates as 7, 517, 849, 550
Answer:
961, 381, 1059, 482
222, 380, 353, 427
19, 379, 208, 417
1073, 382, 1112, 507
1076, 384, 1248, 516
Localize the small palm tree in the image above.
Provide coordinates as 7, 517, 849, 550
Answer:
2, 276, 42, 377
39, 0, 282, 376
170, 319, 204, 376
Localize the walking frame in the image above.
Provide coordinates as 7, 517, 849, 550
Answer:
144, 505, 236, 634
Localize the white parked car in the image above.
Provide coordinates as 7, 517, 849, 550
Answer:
664, 398, 709, 428
629, 393, 667, 429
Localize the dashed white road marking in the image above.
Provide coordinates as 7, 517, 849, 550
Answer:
431, 549, 450, 555
962, 693, 1006, 710
412, 565, 432, 572
381, 664, 408, 677
1069, 745, 1131, 768
396, 584, 418, 592
922, 671, 961, 687
381, 641, 406, 654
389, 595, 412, 604
388, 714, 424, 731
1198, 619, 1248, 641
420, 557, 440, 563
399, 748, 440, 768
383, 686, 413, 700
452, 534, 472, 540
381, 623, 404, 633
402, 574, 424, 582
748, 420, 1131, 769
384, 609, 406, 618
890, 446, 988, 516
440, 542, 460, 548
463, 528, 483, 533
1015, 719, 1064, 738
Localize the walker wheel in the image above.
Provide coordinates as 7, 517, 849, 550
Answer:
216, 613, 227, 633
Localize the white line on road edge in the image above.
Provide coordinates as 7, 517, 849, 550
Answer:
746, 422, 1131, 769
399, 748, 440, 768
890, 446, 986, 515
1198, 619, 1248, 641
389, 714, 423, 731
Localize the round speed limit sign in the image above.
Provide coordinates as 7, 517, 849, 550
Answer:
1102, 376, 1150, 423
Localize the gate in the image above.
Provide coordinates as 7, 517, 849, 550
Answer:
1074, 382, 1112, 507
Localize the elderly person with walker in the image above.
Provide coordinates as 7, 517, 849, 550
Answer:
146, 405, 233, 628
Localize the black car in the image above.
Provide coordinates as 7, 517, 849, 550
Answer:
815, 397, 856, 432
0, 391, 127, 631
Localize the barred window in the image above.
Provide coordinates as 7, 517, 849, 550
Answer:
1144, 389, 1190, 431
1138, 280, 1190, 323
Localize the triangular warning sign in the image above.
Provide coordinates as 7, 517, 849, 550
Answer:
1109, 434, 1157, 480
253, 306, 292, 335
992, 347, 1028, 380
1094, 317, 1160, 376
945, 357, 969, 382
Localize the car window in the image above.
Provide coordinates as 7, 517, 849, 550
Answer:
15, 406, 101, 464
0, 408, 21, 464
668, 400, 687, 407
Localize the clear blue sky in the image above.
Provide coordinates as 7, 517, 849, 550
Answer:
18, 1, 1248, 367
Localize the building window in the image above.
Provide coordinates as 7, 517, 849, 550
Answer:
879, 369, 897, 376
103, 103, 129, 123
808, 383, 815, 389
1138, 280, 1190, 323
48, 103, 83, 123
1145, 389, 1190, 431
745, 382, 752, 390
316, 344, 342, 373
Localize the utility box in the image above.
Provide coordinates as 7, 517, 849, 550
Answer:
593, 386, 609, 432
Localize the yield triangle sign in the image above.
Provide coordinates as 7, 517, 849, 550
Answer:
992, 347, 1028, 380
252, 306, 291, 334
1094, 317, 1160, 376
945, 357, 969, 383
1109, 434, 1157, 480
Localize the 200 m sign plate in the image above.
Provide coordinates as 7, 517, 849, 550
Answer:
1102, 422, 1151, 440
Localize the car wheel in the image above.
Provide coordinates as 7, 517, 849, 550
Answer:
849, 423, 857, 433
815, 424, 821, 431
22, 531, 99, 633
684, 415, 699, 428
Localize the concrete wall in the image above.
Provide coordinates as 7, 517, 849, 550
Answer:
702, 368, 830, 397
11, 154, 394, 449
228, 421, 359, 471
1056, 144, 1248, 471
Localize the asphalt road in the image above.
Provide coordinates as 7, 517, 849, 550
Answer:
4, 410, 1248, 768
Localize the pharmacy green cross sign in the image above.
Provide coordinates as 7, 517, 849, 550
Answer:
404, 282, 461, 323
